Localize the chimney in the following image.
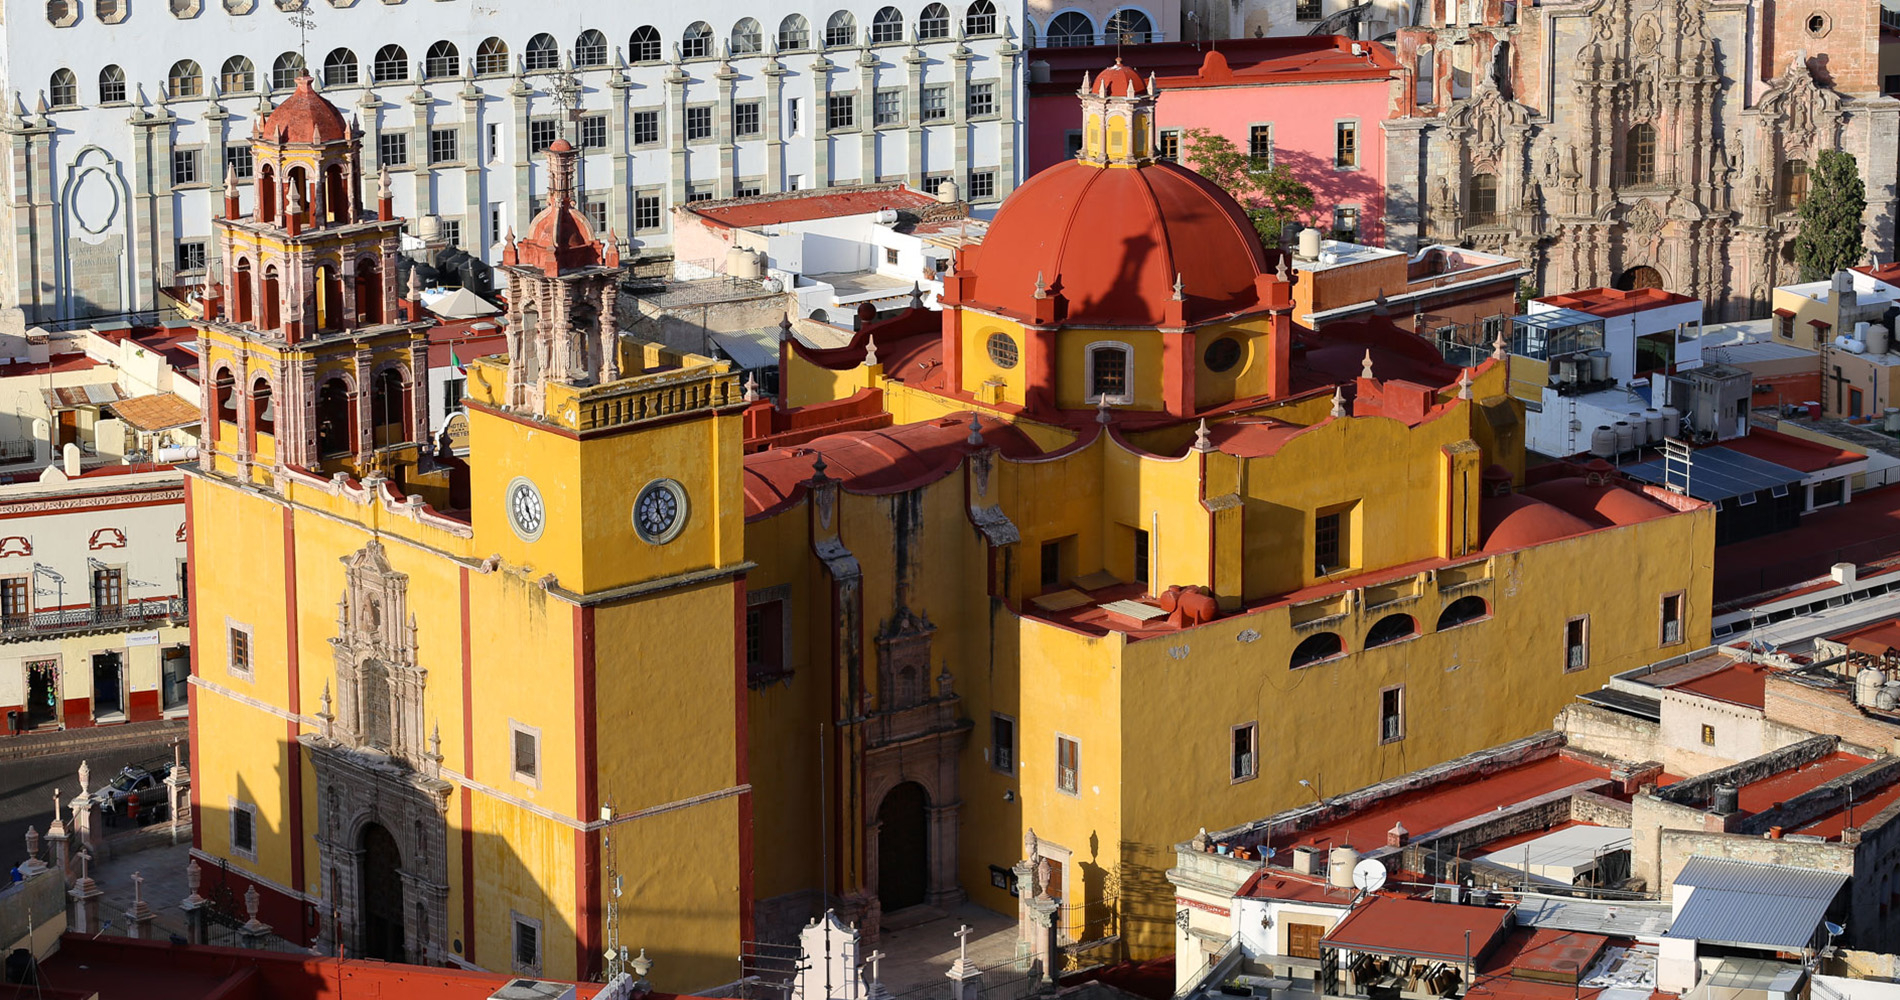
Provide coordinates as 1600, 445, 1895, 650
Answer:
1386, 822, 1409, 849
1292, 845, 1320, 875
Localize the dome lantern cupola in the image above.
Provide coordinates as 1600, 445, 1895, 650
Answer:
1078, 58, 1156, 168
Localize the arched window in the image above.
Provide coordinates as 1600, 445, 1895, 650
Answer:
1106, 8, 1153, 43
1625, 123, 1656, 186
219, 56, 254, 94
1045, 11, 1095, 46
524, 33, 559, 71
99, 65, 127, 104
731, 18, 762, 55
574, 29, 608, 67
681, 22, 712, 59
170, 60, 204, 98
214, 368, 237, 423
1437, 595, 1489, 630
256, 164, 276, 226
316, 377, 354, 458
324, 163, 348, 223
1780, 159, 1809, 211
260, 266, 282, 331
355, 256, 382, 324
1087, 343, 1132, 403
1290, 632, 1344, 669
870, 6, 904, 43
466, 38, 507, 76
48, 69, 76, 108
272, 52, 306, 90
1468, 172, 1499, 221
1365, 614, 1418, 649
778, 15, 811, 51
630, 25, 663, 63
964, 0, 997, 35
371, 367, 410, 447
323, 48, 359, 87
918, 3, 950, 38
315, 264, 342, 330
372, 45, 408, 83
424, 40, 459, 79
232, 259, 254, 324
250, 376, 275, 436
825, 10, 857, 47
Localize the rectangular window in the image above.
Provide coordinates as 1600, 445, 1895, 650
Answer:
171, 149, 198, 186
579, 114, 608, 149
826, 94, 856, 131
1297, 0, 1323, 19
1701, 723, 1716, 746
734, 101, 761, 137
1380, 686, 1404, 744
1335, 121, 1358, 168
228, 622, 253, 678
920, 86, 948, 121
967, 82, 996, 118
442, 376, 466, 415
1091, 348, 1127, 399
230, 801, 256, 857
440, 219, 461, 249
1332, 206, 1360, 239
1158, 129, 1180, 161
430, 127, 458, 165
1415, 50, 1435, 104
686, 106, 713, 141
788, 97, 803, 135
735, 182, 763, 198
1040, 539, 1063, 589
1887, 74, 1900, 96
225, 144, 255, 181
1248, 125, 1272, 169
487, 122, 501, 161
991, 714, 1015, 775
378, 132, 408, 167
585, 200, 607, 232
512, 916, 541, 974
885, 246, 900, 266
91, 568, 123, 610
687, 187, 714, 204
1, 577, 28, 622
511, 722, 540, 784
632, 110, 661, 146
529, 119, 558, 153
1661, 592, 1684, 646
789, 174, 807, 192
1232, 722, 1258, 782
1314, 512, 1341, 574
489, 205, 502, 246
1055, 735, 1079, 795
745, 599, 786, 686
969, 170, 996, 200
1133, 527, 1150, 587
634, 192, 663, 231
176, 241, 207, 273
1565, 615, 1589, 672
874, 89, 902, 126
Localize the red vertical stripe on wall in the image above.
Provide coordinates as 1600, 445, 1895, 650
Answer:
282, 506, 304, 894
573, 604, 599, 981
185, 477, 201, 848
733, 576, 755, 942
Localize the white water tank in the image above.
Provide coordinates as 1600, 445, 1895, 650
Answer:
936, 177, 961, 204
1626, 413, 1649, 447
1860, 667, 1887, 706
1589, 350, 1610, 382
1845, 339, 1868, 354
1614, 421, 1635, 453
154, 445, 199, 463
1661, 406, 1682, 438
1328, 846, 1360, 888
1886, 408, 1900, 433
1298, 227, 1324, 260
873, 208, 900, 226
725, 247, 764, 280
1644, 408, 1664, 440
1871, 324, 1892, 356
1590, 425, 1617, 458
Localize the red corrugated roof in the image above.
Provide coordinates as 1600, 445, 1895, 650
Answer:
686, 186, 940, 229
1321, 896, 1512, 961
1030, 35, 1398, 93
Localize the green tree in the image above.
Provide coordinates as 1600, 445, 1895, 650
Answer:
1793, 149, 1867, 282
1179, 127, 1316, 249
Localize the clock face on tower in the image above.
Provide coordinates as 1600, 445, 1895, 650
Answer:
506, 476, 545, 542
633, 478, 688, 544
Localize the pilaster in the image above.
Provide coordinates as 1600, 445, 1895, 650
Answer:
903, 46, 926, 188
763, 57, 787, 194
811, 53, 835, 187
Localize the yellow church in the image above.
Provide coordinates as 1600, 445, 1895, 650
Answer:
184, 64, 1714, 987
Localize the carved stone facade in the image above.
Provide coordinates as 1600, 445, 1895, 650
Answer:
1384, 0, 1899, 320
304, 539, 452, 965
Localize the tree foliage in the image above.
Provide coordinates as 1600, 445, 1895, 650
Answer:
1179, 127, 1316, 249
1794, 149, 1867, 282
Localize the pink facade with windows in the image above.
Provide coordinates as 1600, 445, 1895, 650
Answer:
1025, 36, 1399, 244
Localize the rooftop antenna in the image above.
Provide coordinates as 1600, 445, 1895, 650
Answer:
284, 0, 316, 70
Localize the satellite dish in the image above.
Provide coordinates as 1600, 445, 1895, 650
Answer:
1826, 922, 1846, 937
1352, 858, 1388, 894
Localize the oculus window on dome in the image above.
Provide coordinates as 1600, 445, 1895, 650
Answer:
506, 477, 546, 543
1204, 337, 1242, 373
634, 479, 689, 545
987, 333, 1019, 369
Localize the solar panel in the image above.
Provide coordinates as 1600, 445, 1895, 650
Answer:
1623, 445, 1805, 502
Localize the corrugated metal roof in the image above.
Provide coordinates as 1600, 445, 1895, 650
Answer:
1664, 886, 1830, 949
1673, 856, 1848, 899
1578, 688, 1661, 721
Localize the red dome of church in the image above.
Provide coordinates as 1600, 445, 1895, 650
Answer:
262, 73, 349, 145
964, 159, 1272, 327
1090, 58, 1146, 96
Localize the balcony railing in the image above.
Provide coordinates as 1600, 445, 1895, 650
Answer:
1, 597, 187, 637
1464, 211, 1508, 228
1617, 170, 1676, 191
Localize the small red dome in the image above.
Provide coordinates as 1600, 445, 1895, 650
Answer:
262, 73, 349, 145
1091, 58, 1145, 96
1480, 494, 1594, 552
963, 159, 1271, 327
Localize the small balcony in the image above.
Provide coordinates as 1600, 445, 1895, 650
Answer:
1, 597, 188, 638
1617, 170, 1676, 191
1463, 211, 1508, 228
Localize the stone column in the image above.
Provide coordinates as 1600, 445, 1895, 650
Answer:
460, 74, 486, 252
45, 789, 69, 878
993, 29, 1022, 198
666, 59, 689, 207
130, 102, 178, 319
950, 44, 971, 191
763, 58, 787, 194
409, 73, 437, 220
903, 45, 926, 188
510, 71, 534, 237
717, 58, 739, 199
608, 60, 634, 232
1, 105, 56, 322
857, 47, 877, 184
166, 746, 190, 845
811, 53, 836, 187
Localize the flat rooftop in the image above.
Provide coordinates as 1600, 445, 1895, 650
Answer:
1288, 238, 1407, 274
1662, 659, 1776, 710
1715, 484, 1900, 604
1322, 895, 1514, 961
682, 183, 941, 230
1735, 751, 1870, 815
1534, 287, 1699, 319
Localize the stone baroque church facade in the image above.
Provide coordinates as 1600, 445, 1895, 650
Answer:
1381, 0, 1898, 319
0, 0, 1022, 325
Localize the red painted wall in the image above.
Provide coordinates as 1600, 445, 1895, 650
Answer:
129, 689, 161, 722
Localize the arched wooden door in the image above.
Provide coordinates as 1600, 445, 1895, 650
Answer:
876, 781, 929, 913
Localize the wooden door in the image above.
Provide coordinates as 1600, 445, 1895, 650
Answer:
1287, 922, 1327, 960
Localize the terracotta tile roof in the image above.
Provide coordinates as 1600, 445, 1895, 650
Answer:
685, 185, 941, 229
1666, 661, 1775, 709
1321, 896, 1513, 961
109, 392, 201, 432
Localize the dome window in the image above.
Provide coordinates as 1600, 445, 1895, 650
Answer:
1204, 337, 1242, 373
987, 333, 1019, 369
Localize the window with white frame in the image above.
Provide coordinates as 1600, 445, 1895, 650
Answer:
1565, 615, 1590, 672
429, 128, 458, 165
229, 797, 258, 860
579, 115, 607, 149
1379, 686, 1404, 743
969, 170, 995, 200
874, 90, 902, 126
1055, 734, 1079, 794
1086, 342, 1133, 403
1232, 722, 1258, 781
225, 144, 255, 180
378, 133, 408, 168
1660, 593, 1684, 646
529, 119, 558, 153
967, 82, 996, 118
634, 192, 663, 231
734, 102, 761, 136
632, 110, 661, 146
227, 619, 255, 679
440, 219, 461, 248
171, 150, 199, 186
511, 911, 542, 975
511, 721, 540, 786
176, 241, 207, 272
826, 94, 856, 131
686, 106, 713, 141
920, 86, 948, 120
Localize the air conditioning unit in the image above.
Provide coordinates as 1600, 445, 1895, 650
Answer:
1431, 883, 1463, 904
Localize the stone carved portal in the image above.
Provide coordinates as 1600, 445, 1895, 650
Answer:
304, 539, 452, 964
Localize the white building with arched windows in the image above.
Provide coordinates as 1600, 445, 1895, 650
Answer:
0, 0, 1024, 326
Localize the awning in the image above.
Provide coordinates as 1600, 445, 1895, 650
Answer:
1665, 857, 1846, 950
709, 331, 781, 370
109, 393, 201, 432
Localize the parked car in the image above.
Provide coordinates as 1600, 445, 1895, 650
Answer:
99, 762, 174, 822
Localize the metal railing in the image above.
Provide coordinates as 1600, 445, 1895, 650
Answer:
1037, 30, 1170, 48
1, 597, 187, 636
1463, 211, 1508, 228
1617, 170, 1676, 190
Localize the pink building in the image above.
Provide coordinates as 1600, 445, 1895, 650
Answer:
1026, 36, 1400, 244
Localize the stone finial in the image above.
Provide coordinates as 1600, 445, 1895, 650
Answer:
862, 333, 878, 367
429, 721, 442, 760
1146, 72, 1157, 96
1361, 350, 1375, 380
407, 265, 425, 301
1492, 327, 1509, 361
319, 680, 332, 719
24, 824, 39, 858
743, 373, 762, 402
185, 857, 204, 902
244, 884, 261, 923
1033, 270, 1047, 299
1193, 418, 1213, 453
1096, 395, 1113, 425
1457, 368, 1473, 400
967, 413, 985, 447
778, 313, 795, 342
909, 281, 924, 309
1275, 256, 1290, 284
1035, 858, 1055, 899
1024, 827, 1038, 861
287, 180, 306, 217
1330, 386, 1348, 419
1172, 272, 1185, 302
378, 164, 392, 199
225, 165, 239, 198
1079, 70, 1092, 96
810, 454, 829, 482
